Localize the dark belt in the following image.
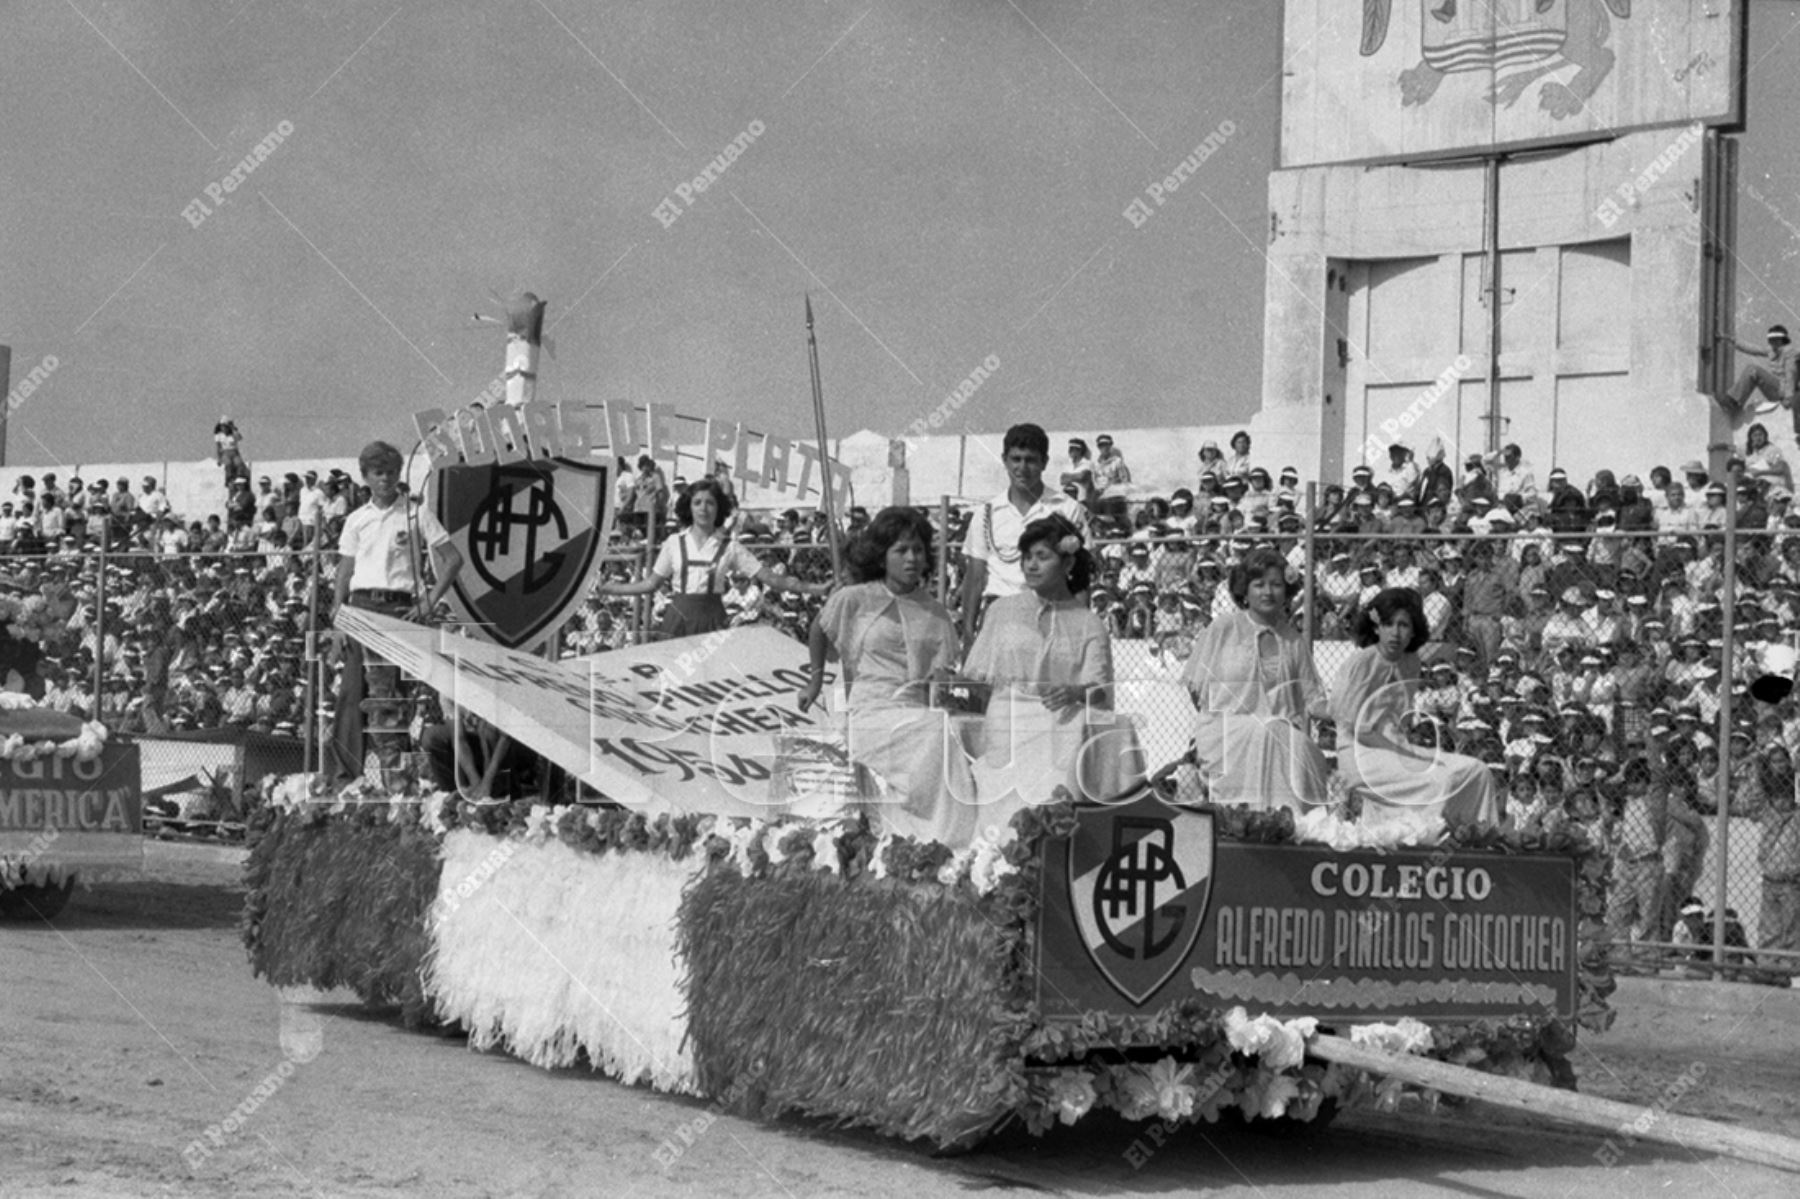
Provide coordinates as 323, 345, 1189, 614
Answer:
350, 588, 412, 605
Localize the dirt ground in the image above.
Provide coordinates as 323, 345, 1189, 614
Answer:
5, 842, 1800, 1199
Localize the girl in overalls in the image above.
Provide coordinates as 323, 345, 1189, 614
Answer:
597, 478, 829, 639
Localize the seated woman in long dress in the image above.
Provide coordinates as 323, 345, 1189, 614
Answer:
963, 515, 1139, 816
1333, 587, 1500, 830
1183, 547, 1329, 810
798, 508, 977, 845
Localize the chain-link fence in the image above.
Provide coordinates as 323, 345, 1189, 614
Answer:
7, 493, 1792, 981
934, 497, 1798, 984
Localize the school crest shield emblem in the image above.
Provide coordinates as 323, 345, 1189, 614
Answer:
1068, 792, 1215, 1006
430, 456, 613, 649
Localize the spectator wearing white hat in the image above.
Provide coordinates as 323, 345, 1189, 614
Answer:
1584, 588, 1625, 648
1239, 467, 1275, 523
1540, 587, 1596, 663
138, 476, 172, 522
1092, 433, 1132, 523
1716, 323, 1797, 423
1196, 441, 1225, 489
1061, 438, 1097, 511
1543, 468, 1587, 531
1319, 550, 1361, 621
1698, 480, 1729, 530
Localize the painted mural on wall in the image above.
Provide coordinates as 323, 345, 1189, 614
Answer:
1281, 0, 1741, 166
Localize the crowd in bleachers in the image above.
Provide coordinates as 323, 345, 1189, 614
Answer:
2, 420, 1795, 955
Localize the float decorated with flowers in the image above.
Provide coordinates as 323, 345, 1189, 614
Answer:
0, 689, 142, 917
241, 611, 1617, 1149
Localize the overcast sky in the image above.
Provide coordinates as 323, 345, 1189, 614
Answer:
3, 0, 1797, 468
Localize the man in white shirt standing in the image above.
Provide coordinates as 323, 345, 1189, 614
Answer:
1485, 443, 1537, 505
297, 469, 327, 547
1376, 442, 1419, 499
959, 423, 1089, 641
139, 477, 172, 522
322, 441, 464, 788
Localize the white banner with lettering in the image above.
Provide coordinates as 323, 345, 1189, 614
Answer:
337, 610, 832, 815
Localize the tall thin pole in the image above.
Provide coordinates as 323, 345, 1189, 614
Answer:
1302, 483, 1318, 647
1483, 155, 1504, 455
91, 539, 106, 706
937, 494, 951, 605
1711, 486, 1737, 978
805, 295, 845, 581
302, 541, 321, 777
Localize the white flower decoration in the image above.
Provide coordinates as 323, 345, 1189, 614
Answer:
1047, 1072, 1097, 1125
811, 827, 841, 874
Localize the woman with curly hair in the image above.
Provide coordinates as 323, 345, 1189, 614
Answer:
799, 508, 976, 843
1182, 547, 1329, 810
598, 477, 827, 639
963, 515, 1136, 810
1334, 587, 1499, 830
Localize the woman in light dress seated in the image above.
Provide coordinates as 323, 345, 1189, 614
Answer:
1182, 547, 1329, 811
799, 508, 977, 845
1333, 587, 1500, 831
962, 515, 1140, 821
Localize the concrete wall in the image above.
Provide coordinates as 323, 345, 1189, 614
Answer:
1262, 124, 1728, 487
0, 459, 357, 525
0, 420, 1324, 527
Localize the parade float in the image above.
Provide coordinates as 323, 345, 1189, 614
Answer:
237, 307, 1800, 1173
241, 350, 1616, 1148
0, 584, 141, 919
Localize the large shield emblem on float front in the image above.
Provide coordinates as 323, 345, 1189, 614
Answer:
431, 457, 612, 649
1068, 792, 1214, 1006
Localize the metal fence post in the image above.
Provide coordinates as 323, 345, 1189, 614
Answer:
302, 541, 322, 777
1711, 492, 1737, 978
938, 494, 950, 606
92, 539, 106, 705
1302, 483, 1318, 647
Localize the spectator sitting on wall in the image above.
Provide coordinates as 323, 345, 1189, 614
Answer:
1716, 323, 1797, 423
1062, 438, 1097, 511
1092, 434, 1131, 523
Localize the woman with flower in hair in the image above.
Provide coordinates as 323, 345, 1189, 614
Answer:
799, 508, 976, 844
1182, 547, 1329, 810
964, 515, 1137, 812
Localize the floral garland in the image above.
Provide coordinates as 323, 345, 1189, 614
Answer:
0, 691, 108, 765
1020, 1010, 1350, 1134
0, 586, 77, 645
